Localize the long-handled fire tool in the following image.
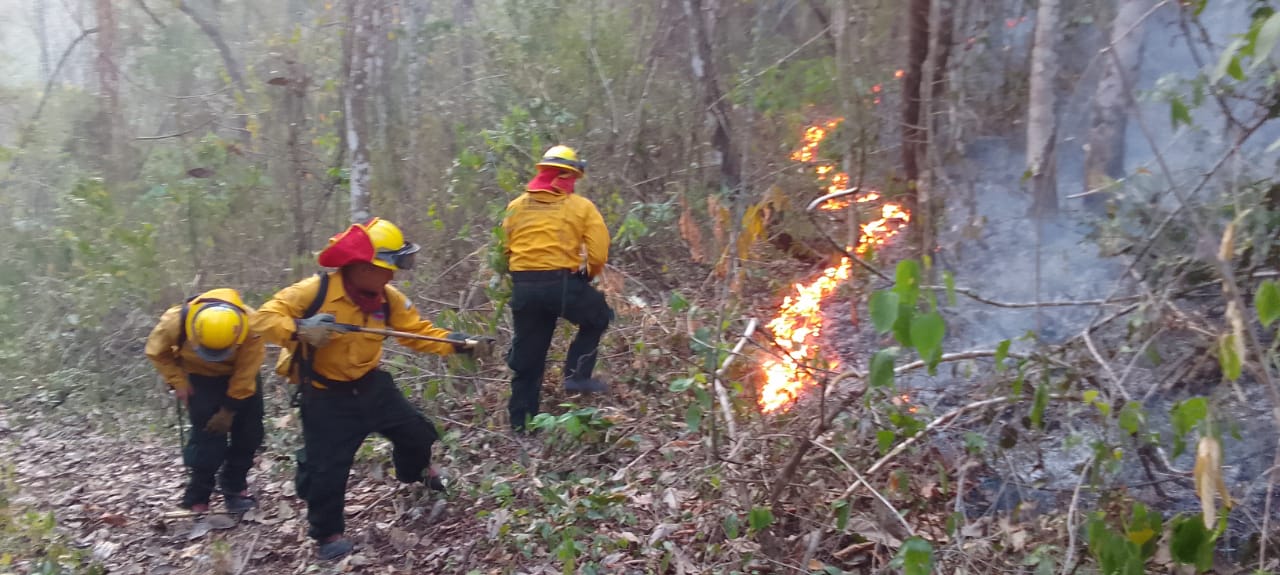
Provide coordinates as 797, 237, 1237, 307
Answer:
330, 323, 495, 356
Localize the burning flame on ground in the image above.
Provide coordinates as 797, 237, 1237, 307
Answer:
758, 120, 911, 413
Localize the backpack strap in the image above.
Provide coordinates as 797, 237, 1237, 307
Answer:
290, 272, 330, 408
175, 294, 198, 351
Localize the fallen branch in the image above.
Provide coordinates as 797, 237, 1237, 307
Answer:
1059, 456, 1096, 575
715, 318, 758, 445
811, 440, 915, 537
135, 117, 217, 141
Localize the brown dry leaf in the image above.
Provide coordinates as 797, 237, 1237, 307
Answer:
1218, 219, 1236, 263
1193, 436, 1231, 528
678, 200, 706, 264
808, 559, 825, 570
707, 194, 728, 248
388, 527, 419, 552
100, 513, 127, 527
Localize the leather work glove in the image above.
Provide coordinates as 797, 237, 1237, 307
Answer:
446, 332, 496, 359
205, 407, 235, 434
295, 313, 339, 347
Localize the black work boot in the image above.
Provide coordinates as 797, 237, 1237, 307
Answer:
317, 535, 354, 560
425, 467, 447, 493
223, 490, 257, 514
564, 377, 608, 394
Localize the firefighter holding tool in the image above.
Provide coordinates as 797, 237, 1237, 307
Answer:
251, 217, 493, 560
502, 145, 614, 433
145, 288, 266, 515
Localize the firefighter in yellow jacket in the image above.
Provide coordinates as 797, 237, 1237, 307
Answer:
502, 145, 613, 432
145, 289, 266, 514
251, 217, 491, 560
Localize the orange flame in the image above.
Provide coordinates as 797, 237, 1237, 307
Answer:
759, 121, 910, 413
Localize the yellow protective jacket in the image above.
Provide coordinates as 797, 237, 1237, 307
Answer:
503, 189, 610, 278
144, 288, 266, 403
250, 272, 456, 384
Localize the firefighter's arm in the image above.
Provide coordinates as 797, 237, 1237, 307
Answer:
386, 288, 457, 356
250, 277, 317, 347
225, 332, 266, 404
582, 201, 610, 278
144, 306, 190, 394
501, 200, 519, 261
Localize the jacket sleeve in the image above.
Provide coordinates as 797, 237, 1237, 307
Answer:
582, 200, 610, 278
501, 199, 518, 261
144, 306, 190, 394
225, 331, 266, 405
250, 277, 317, 347
386, 288, 457, 356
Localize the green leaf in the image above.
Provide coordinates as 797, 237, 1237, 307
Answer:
1212, 39, 1245, 84
1171, 96, 1193, 129
943, 271, 957, 306
910, 312, 946, 370
1218, 333, 1242, 381
876, 429, 897, 454
1170, 515, 1216, 571
669, 377, 695, 393
1030, 383, 1049, 429
748, 507, 774, 533
898, 537, 935, 575
869, 290, 901, 333
894, 260, 922, 305
1228, 56, 1245, 80
667, 291, 690, 313
684, 403, 703, 433
1256, 280, 1280, 327
1119, 402, 1144, 436
1252, 12, 1280, 70
869, 349, 896, 388
1171, 397, 1208, 457
893, 303, 915, 347
833, 499, 850, 530
723, 514, 740, 539
994, 339, 1012, 372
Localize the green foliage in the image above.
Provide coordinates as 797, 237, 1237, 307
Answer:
994, 339, 1012, 372
1217, 333, 1243, 381
1256, 280, 1280, 326
1084, 504, 1163, 575
868, 290, 900, 333
892, 537, 935, 575
893, 260, 922, 305
1170, 397, 1209, 457
909, 312, 945, 372
869, 349, 896, 388
529, 405, 614, 445
747, 507, 773, 534
1169, 515, 1218, 572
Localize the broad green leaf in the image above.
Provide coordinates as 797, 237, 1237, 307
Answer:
723, 514, 740, 539
1171, 397, 1208, 457
1170, 515, 1216, 571
684, 403, 702, 433
1211, 39, 1245, 84
1030, 383, 1048, 429
833, 499, 850, 530
1119, 402, 1144, 436
748, 506, 773, 532
943, 271, 957, 306
898, 537, 935, 575
911, 312, 946, 371
869, 290, 901, 333
1252, 12, 1280, 70
869, 349, 896, 388
1217, 333, 1242, 381
893, 303, 915, 347
1256, 280, 1280, 327
669, 377, 695, 393
1228, 56, 1245, 81
994, 339, 1011, 372
667, 291, 690, 313
894, 260, 922, 305
1171, 97, 1192, 129
1083, 390, 1100, 404
876, 429, 897, 454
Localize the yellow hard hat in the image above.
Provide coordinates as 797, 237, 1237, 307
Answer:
363, 217, 420, 271
185, 303, 248, 362
536, 145, 586, 176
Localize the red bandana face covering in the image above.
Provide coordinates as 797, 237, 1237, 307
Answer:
340, 268, 387, 315
526, 166, 578, 194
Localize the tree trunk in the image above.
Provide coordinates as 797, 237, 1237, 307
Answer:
405, 0, 431, 217
33, 0, 51, 83
1027, 0, 1061, 218
682, 0, 740, 196
929, 0, 955, 116
1083, 0, 1149, 213
176, 0, 250, 143
94, 0, 118, 180
453, 0, 476, 132
345, 0, 382, 223
284, 57, 311, 262
901, 0, 930, 188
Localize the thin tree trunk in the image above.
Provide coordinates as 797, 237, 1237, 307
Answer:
1083, 0, 1149, 213
929, 0, 955, 117
176, 0, 250, 143
34, 0, 51, 83
1027, 0, 1061, 218
284, 56, 311, 262
405, 0, 430, 216
453, 0, 476, 131
94, 0, 118, 180
345, 0, 381, 223
902, 0, 930, 188
682, 0, 740, 196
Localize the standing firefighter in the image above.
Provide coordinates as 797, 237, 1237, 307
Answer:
145, 289, 265, 514
502, 145, 613, 433
251, 217, 491, 560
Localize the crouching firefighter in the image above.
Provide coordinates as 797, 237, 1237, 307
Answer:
502, 145, 614, 433
145, 288, 266, 514
251, 217, 493, 561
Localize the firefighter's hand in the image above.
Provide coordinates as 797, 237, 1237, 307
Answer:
205, 407, 235, 434
295, 313, 338, 347
447, 333, 496, 359
172, 386, 191, 406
